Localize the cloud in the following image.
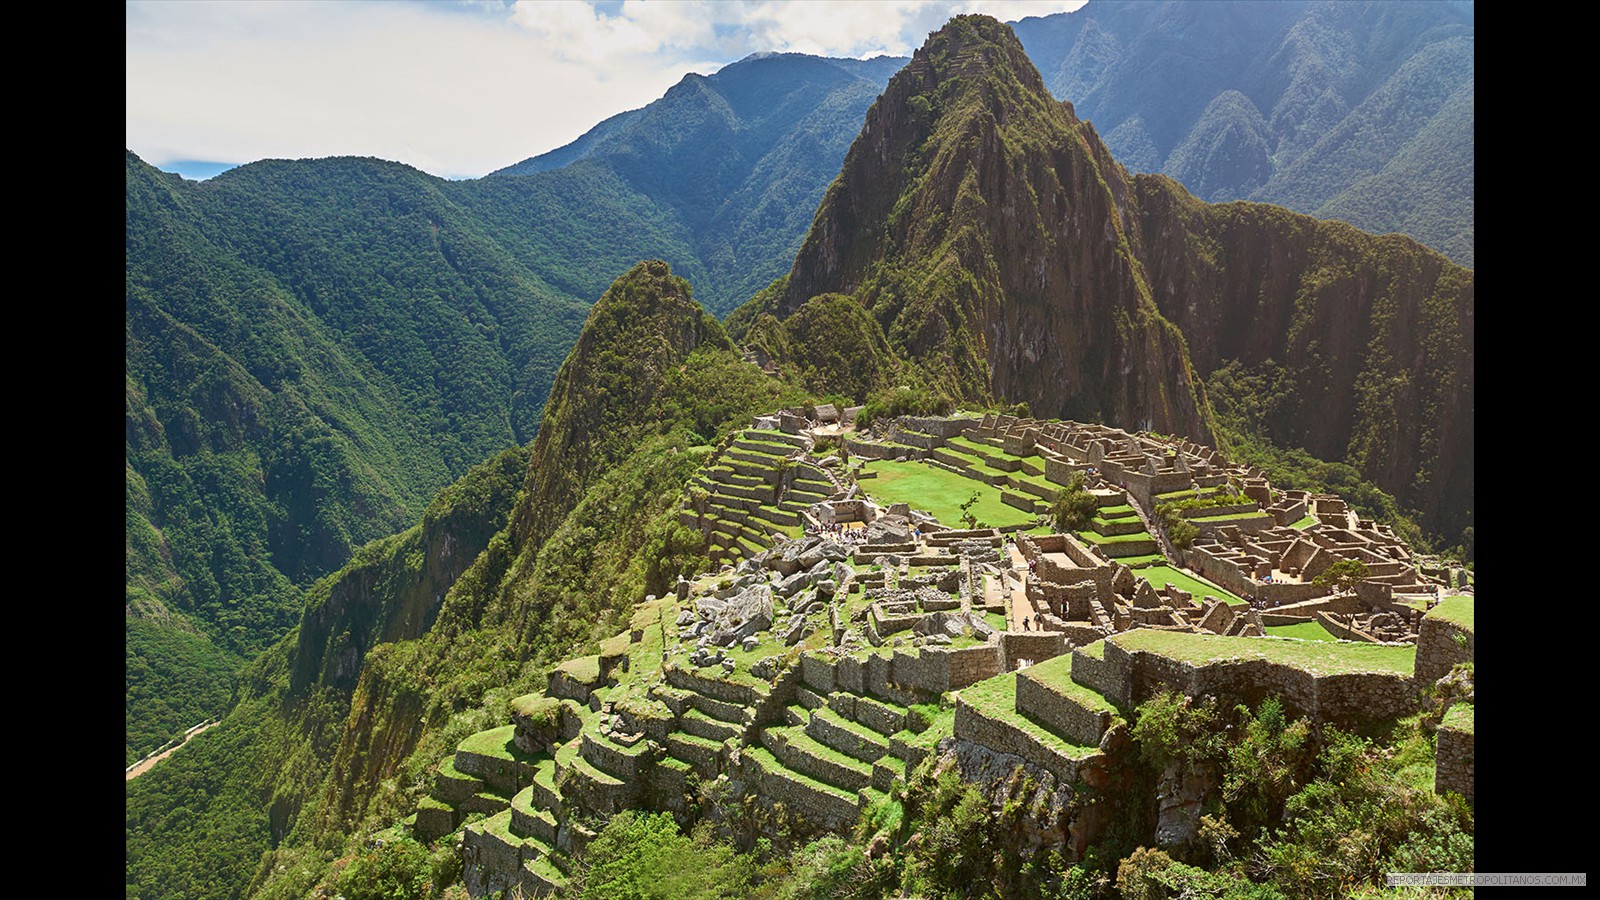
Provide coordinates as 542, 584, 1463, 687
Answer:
127, 0, 1086, 179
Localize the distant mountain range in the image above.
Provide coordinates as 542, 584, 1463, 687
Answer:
1013, 0, 1474, 266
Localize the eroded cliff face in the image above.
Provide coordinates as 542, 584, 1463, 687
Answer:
1131, 176, 1474, 537
778, 15, 1214, 442
772, 14, 1471, 537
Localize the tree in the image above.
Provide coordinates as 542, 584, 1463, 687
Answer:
959, 491, 984, 530
1050, 474, 1098, 532
1312, 559, 1369, 593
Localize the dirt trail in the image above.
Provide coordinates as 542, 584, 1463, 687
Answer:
125, 720, 219, 782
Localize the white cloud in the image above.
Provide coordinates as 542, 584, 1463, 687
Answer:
127, 0, 1086, 179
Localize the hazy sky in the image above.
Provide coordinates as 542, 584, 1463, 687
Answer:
126, 0, 1087, 180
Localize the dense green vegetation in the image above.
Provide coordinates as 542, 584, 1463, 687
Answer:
125, 618, 240, 767
126, 262, 807, 900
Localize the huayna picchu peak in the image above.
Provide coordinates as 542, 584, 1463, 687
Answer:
128, 10, 1476, 900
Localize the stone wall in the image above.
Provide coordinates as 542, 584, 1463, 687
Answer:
1435, 705, 1474, 804
1415, 613, 1475, 684
843, 437, 927, 461
900, 415, 981, 438
936, 644, 1006, 690
739, 749, 859, 830
1015, 671, 1114, 746
1108, 640, 1418, 729
952, 696, 1095, 784
1002, 632, 1066, 669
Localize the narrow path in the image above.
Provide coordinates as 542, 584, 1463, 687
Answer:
125, 720, 219, 782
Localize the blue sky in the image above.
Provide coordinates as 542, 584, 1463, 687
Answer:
127, 0, 1085, 180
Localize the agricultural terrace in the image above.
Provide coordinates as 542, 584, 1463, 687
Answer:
856, 459, 1036, 528
1134, 565, 1246, 607
1111, 629, 1417, 676
1262, 620, 1339, 642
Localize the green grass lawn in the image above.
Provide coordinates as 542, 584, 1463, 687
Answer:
1111, 630, 1416, 676
1440, 702, 1474, 734
1426, 595, 1474, 631
1135, 565, 1246, 606
1290, 515, 1318, 529
857, 460, 1036, 528
1264, 620, 1338, 641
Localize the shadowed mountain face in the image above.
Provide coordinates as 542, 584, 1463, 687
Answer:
1011, 0, 1474, 267
765, 15, 1472, 540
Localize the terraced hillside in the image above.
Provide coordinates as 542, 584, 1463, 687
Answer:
679, 429, 841, 564
413, 539, 1463, 896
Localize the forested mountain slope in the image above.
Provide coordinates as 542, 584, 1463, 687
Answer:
126, 261, 804, 899
123, 52, 899, 764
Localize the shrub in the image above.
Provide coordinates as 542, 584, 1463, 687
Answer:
1050, 474, 1099, 532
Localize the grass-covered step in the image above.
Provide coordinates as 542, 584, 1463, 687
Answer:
725, 447, 786, 468
665, 731, 724, 777
1133, 566, 1245, 606
808, 706, 891, 763
1015, 655, 1121, 746
743, 745, 861, 828
1075, 531, 1158, 557
713, 481, 777, 503
563, 752, 633, 817
785, 489, 829, 505
433, 755, 485, 806
522, 855, 568, 896
463, 810, 542, 897
460, 790, 512, 816
412, 795, 457, 842
955, 673, 1101, 784
784, 704, 811, 728
580, 731, 651, 781
760, 725, 875, 791
749, 505, 801, 527
871, 757, 907, 792
747, 429, 807, 448
679, 707, 743, 743
687, 692, 754, 729
456, 725, 543, 794
717, 471, 768, 490
1090, 513, 1146, 536
509, 786, 559, 843
795, 685, 827, 710
735, 437, 800, 458
836, 693, 910, 736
